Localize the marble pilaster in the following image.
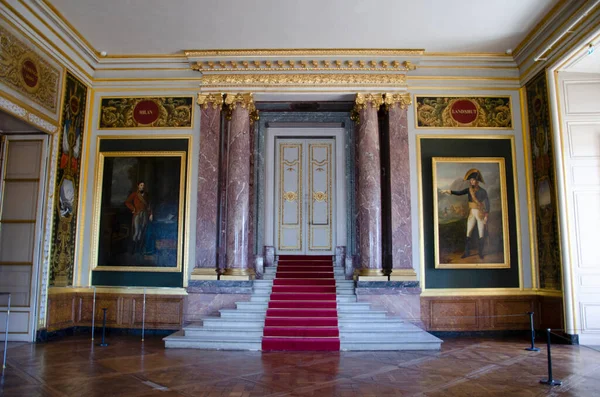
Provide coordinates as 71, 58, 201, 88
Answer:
193, 94, 223, 279
384, 93, 416, 280
223, 93, 256, 278
354, 93, 384, 276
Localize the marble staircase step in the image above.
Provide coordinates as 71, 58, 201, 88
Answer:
164, 331, 262, 350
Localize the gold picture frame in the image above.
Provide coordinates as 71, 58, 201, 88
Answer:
432, 157, 510, 269
90, 150, 186, 272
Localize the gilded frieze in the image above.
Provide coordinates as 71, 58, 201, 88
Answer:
200, 74, 406, 88
416, 96, 512, 129
99, 97, 193, 129
0, 24, 61, 113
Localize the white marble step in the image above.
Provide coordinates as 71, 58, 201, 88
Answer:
184, 326, 264, 338
340, 340, 442, 351
201, 318, 265, 328
338, 319, 411, 330
164, 331, 262, 350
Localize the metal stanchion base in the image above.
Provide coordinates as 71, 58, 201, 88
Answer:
540, 379, 562, 386
525, 347, 540, 352
99, 343, 108, 347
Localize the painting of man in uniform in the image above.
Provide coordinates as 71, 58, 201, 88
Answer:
96, 154, 183, 269
433, 157, 510, 269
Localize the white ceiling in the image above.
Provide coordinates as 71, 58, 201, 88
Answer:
47, 0, 559, 55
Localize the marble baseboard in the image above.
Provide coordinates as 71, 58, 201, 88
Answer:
184, 293, 251, 321
187, 280, 253, 294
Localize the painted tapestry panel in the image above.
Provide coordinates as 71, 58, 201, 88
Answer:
99, 97, 193, 129
416, 96, 512, 129
526, 71, 562, 291
49, 72, 87, 286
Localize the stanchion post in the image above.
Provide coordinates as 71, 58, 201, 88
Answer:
99, 308, 108, 347
91, 287, 96, 341
540, 328, 562, 386
525, 312, 540, 352
2, 293, 11, 373
141, 288, 146, 342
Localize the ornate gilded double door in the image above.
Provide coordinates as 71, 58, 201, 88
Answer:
275, 138, 335, 255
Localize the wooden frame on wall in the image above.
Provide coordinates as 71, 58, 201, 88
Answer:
432, 157, 510, 269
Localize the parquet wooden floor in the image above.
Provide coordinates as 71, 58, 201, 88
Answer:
1, 335, 599, 396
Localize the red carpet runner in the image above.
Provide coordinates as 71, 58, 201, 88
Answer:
262, 255, 340, 351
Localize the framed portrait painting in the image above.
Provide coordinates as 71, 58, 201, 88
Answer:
92, 151, 186, 272
432, 157, 510, 269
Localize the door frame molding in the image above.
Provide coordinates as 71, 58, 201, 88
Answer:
255, 112, 356, 262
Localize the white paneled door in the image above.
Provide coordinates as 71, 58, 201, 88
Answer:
0, 135, 48, 341
275, 138, 335, 255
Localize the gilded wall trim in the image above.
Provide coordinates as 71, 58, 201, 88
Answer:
191, 59, 416, 72
200, 74, 407, 88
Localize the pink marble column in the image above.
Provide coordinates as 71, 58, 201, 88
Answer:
223, 93, 256, 277
355, 94, 384, 276
194, 94, 223, 272
384, 93, 413, 270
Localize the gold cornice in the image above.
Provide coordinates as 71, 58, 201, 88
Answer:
201, 73, 407, 88
192, 59, 417, 72
185, 49, 425, 57
354, 93, 384, 110
197, 93, 224, 109
384, 93, 412, 110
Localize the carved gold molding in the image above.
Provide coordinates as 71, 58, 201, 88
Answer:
201, 74, 406, 88
224, 93, 255, 111
191, 59, 417, 72
384, 93, 412, 110
197, 93, 224, 109
354, 93, 384, 110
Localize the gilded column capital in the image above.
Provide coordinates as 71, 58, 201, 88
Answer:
224, 93, 258, 122
197, 93, 224, 110
383, 93, 412, 111
224, 93, 256, 113
354, 93, 384, 111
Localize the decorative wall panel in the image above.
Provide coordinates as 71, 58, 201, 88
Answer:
49, 72, 88, 286
415, 96, 512, 129
525, 71, 562, 291
0, 22, 62, 119
99, 97, 193, 129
